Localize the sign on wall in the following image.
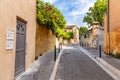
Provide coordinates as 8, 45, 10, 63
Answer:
6, 29, 14, 50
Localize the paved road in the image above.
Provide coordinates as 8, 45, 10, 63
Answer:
83, 45, 120, 71
55, 44, 114, 80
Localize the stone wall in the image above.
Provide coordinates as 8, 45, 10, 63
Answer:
110, 30, 120, 54
73, 27, 79, 43
35, 23, 56, 57
104, 29, 120, 54
80, 32, 93, 48
109, 0, 120, 54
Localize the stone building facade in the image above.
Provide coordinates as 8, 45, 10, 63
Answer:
92, 22, 104, 50
80, 22, 104, 50
0, 0, 36, 80
64, 25, 79, 44
80, 29, 93, 47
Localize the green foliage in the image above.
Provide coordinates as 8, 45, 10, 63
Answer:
63, 32, 74, 39
37, 0, 66, 36
63, 33, 69, 39
83, 0, 107, 27
67, 32, 74, 38
53, 28, 66, 37
54, 28, 74, 39
83, 13, 93, 27
79, 27, 88, 36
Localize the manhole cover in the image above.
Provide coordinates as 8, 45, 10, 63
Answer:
64, 53, 70, 54
86, 48, 90, 50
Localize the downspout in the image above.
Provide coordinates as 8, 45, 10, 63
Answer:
108, 0, 110, 54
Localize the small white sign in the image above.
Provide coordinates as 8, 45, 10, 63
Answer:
6, 29, 14, 50
7, 30, 14, 40
6, 40, 14, 50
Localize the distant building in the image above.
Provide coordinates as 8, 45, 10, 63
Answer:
104, 0, 120, 55
80, 29, 93, 47
80, 22, 104, 50
64, 25, 79, 44
92, 21, 104, 50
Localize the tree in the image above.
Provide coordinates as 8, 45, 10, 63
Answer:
79, 27, 88, 36
83, 0, 107, 27
67, 32, 74, 39
54, 28, 66, 37
83, 13, 93, 27
37, 0, 66, 37
64, 32, 74, 39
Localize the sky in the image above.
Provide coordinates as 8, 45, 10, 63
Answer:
43, 0, 96, 27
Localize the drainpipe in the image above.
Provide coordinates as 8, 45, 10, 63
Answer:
108, 0, 110, 54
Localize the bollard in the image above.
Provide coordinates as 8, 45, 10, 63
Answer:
59, 43, 60, 53
33, 71, 38, 80
99, 45, 101, 58
54, 45, 56, 61
60, 43, 62, 50
82, 42, 83, 47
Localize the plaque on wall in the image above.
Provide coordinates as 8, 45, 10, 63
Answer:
6, 29, 14, 50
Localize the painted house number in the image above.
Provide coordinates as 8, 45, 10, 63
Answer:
6, 29, 14, 50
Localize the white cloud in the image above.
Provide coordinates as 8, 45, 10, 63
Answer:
43, 0, 56, 4
43, 0, 96, 27
69, 1, 95, 16
81, 0, 88, 3
72, 0, 89, 7
67, 23, 76, 25
56, 2, 67, 11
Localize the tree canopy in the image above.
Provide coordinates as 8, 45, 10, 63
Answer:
37, 0, 66, 37
79, 27, 88, 36
65, 32, 74, 39
83, 0, 107, 27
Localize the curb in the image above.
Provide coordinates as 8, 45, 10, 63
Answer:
96, 57, 120, 78
79, 46, 120, 80
49, 49, 64, 80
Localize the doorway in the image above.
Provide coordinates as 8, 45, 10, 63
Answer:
15, 19, 26, 76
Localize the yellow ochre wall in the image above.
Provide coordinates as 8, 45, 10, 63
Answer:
104, 0, 120, 54
0, 0, 36, 80
35, 23, 56, 57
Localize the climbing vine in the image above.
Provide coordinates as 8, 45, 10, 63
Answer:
37, 0, 67, 37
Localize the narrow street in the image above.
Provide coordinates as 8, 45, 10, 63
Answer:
55, 44, 114, 80
1, 0, 120, 80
